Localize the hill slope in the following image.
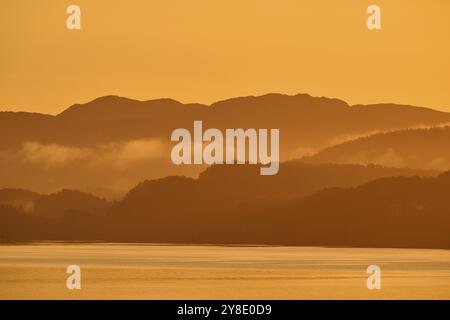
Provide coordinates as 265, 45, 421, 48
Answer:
304, 126, 450, 170
104, 170, 450, 248
1, 163, 445, 248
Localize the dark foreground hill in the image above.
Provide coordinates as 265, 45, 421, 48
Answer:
0, 189, 40, 212
0, 163, 448, 248
104, 169, 450, 248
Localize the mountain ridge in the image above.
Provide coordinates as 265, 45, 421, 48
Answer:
1, 93, 448, 116
2, 93, 450, 195
304, 125, 450, 170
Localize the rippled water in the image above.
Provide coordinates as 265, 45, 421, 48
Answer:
1, 243, 449, 299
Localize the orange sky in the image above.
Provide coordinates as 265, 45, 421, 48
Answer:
1, 0, 449, 114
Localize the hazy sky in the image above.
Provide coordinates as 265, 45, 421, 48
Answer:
1, 0, 449, 114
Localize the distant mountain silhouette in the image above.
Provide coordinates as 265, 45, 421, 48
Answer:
2, 94, 448, 150
304, 126, 450, 170
1, 93, 450, 195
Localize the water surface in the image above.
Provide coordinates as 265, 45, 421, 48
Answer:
1, 243, 449, 299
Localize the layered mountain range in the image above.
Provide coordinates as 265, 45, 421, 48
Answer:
1, 93, 450, 248
1, 93, 450, 197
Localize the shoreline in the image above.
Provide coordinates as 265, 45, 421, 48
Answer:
1, 241, 449, 251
